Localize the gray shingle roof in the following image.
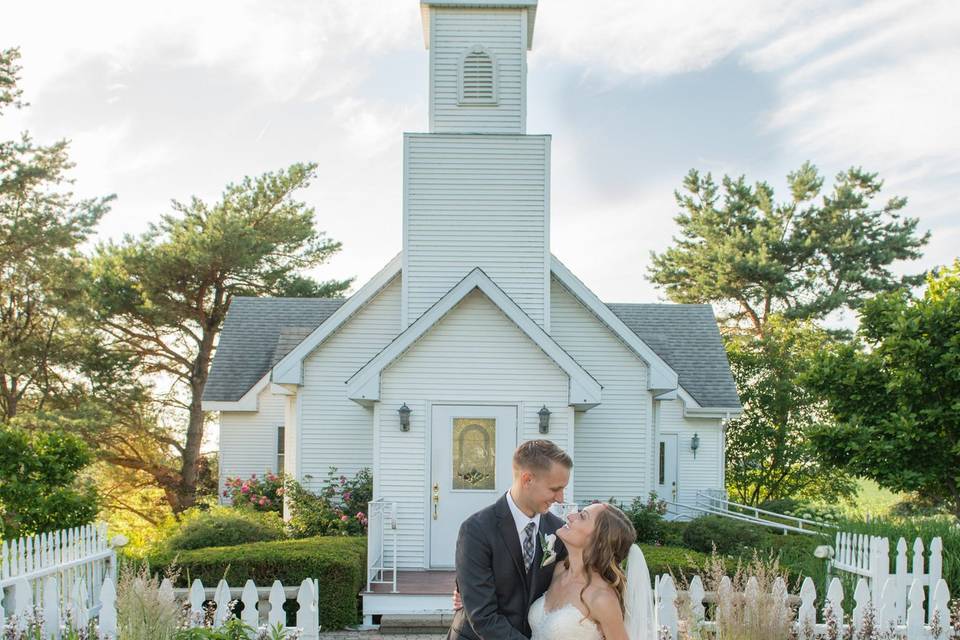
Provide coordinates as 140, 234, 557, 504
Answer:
204, 295, 740, 409
203, 297, 346, 402
606, 303, 740, 409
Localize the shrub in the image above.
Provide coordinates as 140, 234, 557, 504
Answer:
223, 471, 286, 514
162, 507, 285, 551
149, 536, 366, 630
639, 544, 716, 583
287, 467, 372, 538
624, 492, 667, 544
682, 515, 764, 555
659, 520, 688, 547
758, 497, 805, 515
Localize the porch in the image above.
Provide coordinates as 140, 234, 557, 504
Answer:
363, 499, 579, 625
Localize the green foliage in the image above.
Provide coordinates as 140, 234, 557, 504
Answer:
807, 261, 960, 517
757, 497, 805, 515
648, 163, 928, 333
160, 506, 285, 551
0, 419, 99, 538
174, 621, 295, 640
286, 467, 371, 538
0, 47, 112, 421
638, 544, 715, 583
87, 162, 352, 514
149, 536, 367, 630
725, 318, 858, 505
223, 472, 286, 514
624, 492, 668, 544
658, 520, 689, 548
682, 515, 765, 555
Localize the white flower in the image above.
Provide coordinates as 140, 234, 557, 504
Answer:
540, 532, 557, 568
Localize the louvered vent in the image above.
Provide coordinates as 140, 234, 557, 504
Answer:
460, 47, 497, 104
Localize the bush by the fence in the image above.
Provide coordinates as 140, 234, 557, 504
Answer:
149, 536, 366, 630
639, 544, 713, 582
161, 507, 285, 551
682, 515, 764, 555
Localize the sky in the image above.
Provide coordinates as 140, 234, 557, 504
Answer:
3, 0, 959, 308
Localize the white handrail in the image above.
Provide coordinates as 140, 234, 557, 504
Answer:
366, 498, 398, 593
695, 491, 837, 531
664, 498, 825, 536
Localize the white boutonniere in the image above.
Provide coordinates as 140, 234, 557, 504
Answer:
539, 532, 557, 568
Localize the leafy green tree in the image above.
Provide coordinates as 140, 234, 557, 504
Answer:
649, 163, 928, 335
725, 318, 857, 504
647, 163, 928, 505
89, 165, 352, 513
0, 417, 99, 538
807, 261, 960, 517
0, 47, 112, 419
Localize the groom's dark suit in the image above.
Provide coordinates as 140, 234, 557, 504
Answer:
447, 494, 568, 640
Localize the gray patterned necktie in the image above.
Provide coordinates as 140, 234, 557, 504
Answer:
523, 521, 536, 572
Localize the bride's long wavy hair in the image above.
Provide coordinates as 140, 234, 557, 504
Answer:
564, 502, 636, 621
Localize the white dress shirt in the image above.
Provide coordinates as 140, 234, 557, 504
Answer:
505, 490, 541, 549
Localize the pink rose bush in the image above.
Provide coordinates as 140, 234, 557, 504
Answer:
223, 471, 287, 514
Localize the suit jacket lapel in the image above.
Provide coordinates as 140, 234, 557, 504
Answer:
495, 495, 526, 582
528, 513, 559, 605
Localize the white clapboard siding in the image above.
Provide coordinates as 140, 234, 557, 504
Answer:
549, 278, 651, 504
379, 289, 570, 568
219, 386, 286, 495
658, 398, 723, 506
404, 133, 550, 328
298, 277, 402, 490
430, 8, 526, 134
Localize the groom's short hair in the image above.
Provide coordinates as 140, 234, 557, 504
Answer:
513, 439, 573, 473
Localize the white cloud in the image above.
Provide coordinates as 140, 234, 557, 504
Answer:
534, 0, 828, 79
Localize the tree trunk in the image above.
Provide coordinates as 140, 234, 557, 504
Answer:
176, 327, 216, 513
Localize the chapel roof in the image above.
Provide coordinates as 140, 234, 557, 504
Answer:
204, 293, 740, 409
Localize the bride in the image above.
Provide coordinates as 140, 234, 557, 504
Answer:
528, 503, 657, 640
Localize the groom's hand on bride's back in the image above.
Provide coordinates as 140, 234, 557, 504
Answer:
452, 587, 463, 610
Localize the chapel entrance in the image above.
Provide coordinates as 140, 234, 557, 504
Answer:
429, 404, 517, 567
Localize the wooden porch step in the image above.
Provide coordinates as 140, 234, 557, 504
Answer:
379, 614, 453, 634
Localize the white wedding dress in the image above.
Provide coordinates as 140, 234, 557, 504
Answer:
527, 544, 657, 640
528, 595, 603, 640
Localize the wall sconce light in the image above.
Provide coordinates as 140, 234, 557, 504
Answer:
538, 405, 551, 434
691, 433, 700, 458
398, 403, 411, 431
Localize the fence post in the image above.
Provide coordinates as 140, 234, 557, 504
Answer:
797, 577, 817, 640
99, 576, 117, 639
297, 578, 319, 640
656, 574, 678, 640
240, 580, 259, 628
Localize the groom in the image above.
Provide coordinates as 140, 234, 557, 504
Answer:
447, 439, 573, 640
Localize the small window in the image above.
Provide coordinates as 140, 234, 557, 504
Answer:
460, 46, 497, 105
277, 426, 285, 474
659, 442, 665, 485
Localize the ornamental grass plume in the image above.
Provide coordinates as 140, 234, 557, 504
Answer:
116, 563, 181, 640
674, 548, 795, 640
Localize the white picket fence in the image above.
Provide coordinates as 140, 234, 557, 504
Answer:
1, 524, 116, 620
1, 574, 321, 639
834, 532, 943, 620
655, 572, 954, 639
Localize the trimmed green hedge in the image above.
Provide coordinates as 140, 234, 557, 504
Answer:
639, 544, 713, 582
149, 536, 366, 630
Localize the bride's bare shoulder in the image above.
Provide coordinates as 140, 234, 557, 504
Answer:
584, 580, 623, 619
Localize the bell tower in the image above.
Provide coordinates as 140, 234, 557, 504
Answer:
421, 0, 537, 133
403, 1, 549, 329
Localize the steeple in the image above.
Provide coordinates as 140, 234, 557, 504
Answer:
419, 1, 538, 134
403, 0, 550, 330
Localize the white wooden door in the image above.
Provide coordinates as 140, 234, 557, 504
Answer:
430, 405, 517, 568
657, 433, 679, 503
